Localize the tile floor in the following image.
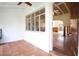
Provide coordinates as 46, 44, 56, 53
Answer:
0, 40, 48, 56
0, 40, 65, 56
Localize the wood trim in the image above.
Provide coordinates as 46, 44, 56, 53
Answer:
54, 4, 64, 14
70, 2, 78, 19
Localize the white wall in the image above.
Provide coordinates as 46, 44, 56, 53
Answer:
0, 7, 25, 43
23, 2, 53, 52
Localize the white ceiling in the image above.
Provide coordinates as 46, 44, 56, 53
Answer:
0, 2, 44, 8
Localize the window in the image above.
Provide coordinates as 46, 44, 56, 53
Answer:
0, 29, 2, 39
59, 24, 63, 31
26, 8, 45, 32
35, 16, 39, 31
40, 14, 45, 31
26, 15, 30, 30
31, 17, 34, 31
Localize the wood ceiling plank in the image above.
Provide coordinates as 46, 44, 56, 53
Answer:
54, 4, 64, 14
59, 3, 68, 13
64, 2, 70, 13
54, 6, 62, 15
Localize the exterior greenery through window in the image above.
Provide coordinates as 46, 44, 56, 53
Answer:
26, 8, 45, 32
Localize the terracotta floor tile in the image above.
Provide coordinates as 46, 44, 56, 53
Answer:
0, 40, 48, 56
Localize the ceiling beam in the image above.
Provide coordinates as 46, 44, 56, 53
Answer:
54, 10, 59, 15
56, 2, 64, 5
54, 4, 64, 14
63, 2, 70, 13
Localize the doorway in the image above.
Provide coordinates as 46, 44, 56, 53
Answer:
52, 2, 78, 56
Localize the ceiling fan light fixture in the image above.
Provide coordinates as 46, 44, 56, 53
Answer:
17, 2, 32, 8
17, 2, 30, 8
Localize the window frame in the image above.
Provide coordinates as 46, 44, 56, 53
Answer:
26, 8, 45, 32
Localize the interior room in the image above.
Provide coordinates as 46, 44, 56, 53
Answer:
0, 2, 78, 56
52, 2, 78, 56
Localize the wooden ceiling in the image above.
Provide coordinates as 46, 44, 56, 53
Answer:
54, 2, 79, 19
53, 2, 70, 16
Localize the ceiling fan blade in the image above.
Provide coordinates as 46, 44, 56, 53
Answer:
25, 2, 32, 6
17, 2, 22, 5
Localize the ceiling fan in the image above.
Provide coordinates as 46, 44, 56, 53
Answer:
17, 2, 32, 6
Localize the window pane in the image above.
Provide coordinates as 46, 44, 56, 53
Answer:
26, 15, 30, 30
27, 15, 30, 19
59, 24, 63, 31
31, 17, 34, 31
35, 16, 39, 31
26, 18, 28, 30
31, 13, 34, 18
35, 11, 39, 16
39, 8, 45, 14
28, 18, 30, 30
40, 14, 45, 31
